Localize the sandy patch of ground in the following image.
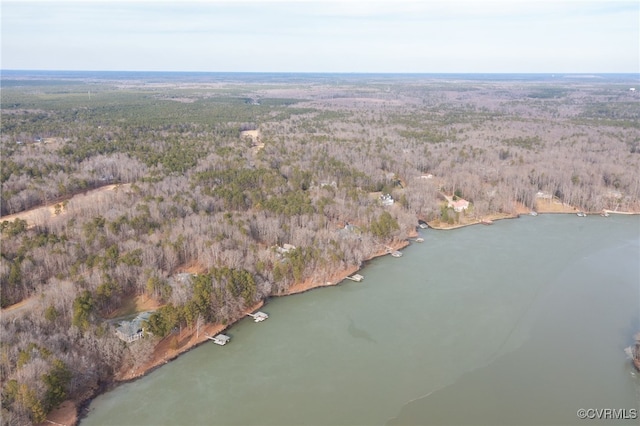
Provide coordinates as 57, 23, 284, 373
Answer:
305, 97, 404, 108
1, 296, 38, 317
514, 202, 532, 215
241, 129, 265, 155
42, 137, 67, 150
240, 129, 260, 142
0, 184, 131, 228
3, 297, 35, 312
105, 294, 164, 319
603, 209, 640, 215
1, 205, 60, 228
158, 96, 196, 103
407, 228, 419, 239
134, 295, 163, 312
175, 261, 207, 275
251, 144, 265, 156
3, 280, 74, 318
38, 400, 77, 426
534, 198, 579, 213
427, 211, 519, 230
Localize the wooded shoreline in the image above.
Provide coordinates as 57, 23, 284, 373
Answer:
10, 191, 636, 425
66, 238, 410, 426
3, 74, 639, 425
50, 210, 640, 426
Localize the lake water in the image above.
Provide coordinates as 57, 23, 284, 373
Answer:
81, 215, 640, 425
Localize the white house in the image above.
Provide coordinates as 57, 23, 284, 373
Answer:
447, 198, 469, 212
536, 191, 552, 199
380, 194, 394, 206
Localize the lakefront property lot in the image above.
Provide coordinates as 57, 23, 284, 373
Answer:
1, 72, 639, 425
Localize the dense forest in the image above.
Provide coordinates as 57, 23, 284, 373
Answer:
1, 73, 639, 424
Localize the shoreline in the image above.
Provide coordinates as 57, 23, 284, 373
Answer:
69, 300, 263, 426
118, 237, 410, 377
426, 207, 640, 230
115, 299, 265, 382
69, 239, 410, 425
282, 237, 411, 296
43, 211, 639, 424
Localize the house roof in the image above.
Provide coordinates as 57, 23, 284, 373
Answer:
116, 311, 154, 336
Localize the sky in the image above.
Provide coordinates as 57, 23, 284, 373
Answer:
1, 0, 638, 73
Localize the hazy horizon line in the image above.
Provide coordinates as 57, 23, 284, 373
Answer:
3, 69, 639, 76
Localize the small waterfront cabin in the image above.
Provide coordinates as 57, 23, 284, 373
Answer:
346, 274, 364, 282
248, 311, 269, 322
115, 311, 154, 343
211, 334, 231, 345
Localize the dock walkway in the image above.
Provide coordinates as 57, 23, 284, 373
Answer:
247, 311, 269, 322
207, 334, 231, 345
345, 274, 364, 282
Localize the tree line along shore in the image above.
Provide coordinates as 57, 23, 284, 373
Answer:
1, 74, 639, 425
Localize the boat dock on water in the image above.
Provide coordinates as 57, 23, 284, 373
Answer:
247, 311, 269, 322
345, 274, 364, 282
385, 246, 403, 257
207, 334, 231, 345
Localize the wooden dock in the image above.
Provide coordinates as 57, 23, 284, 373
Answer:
385, 246, 403, 258
247, 311, 269, 322
345, 274, 364, 282
207, 334, 231, 345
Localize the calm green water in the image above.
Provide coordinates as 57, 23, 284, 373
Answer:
82, 215, 640, 426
